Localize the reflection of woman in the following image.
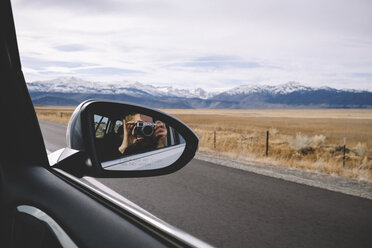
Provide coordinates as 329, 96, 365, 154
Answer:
118, 113, 167, 156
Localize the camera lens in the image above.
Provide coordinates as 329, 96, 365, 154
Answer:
142, 125, 154, 136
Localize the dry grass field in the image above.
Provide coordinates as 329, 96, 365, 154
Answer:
35, 106, 75, 124
35, 107, 372, 181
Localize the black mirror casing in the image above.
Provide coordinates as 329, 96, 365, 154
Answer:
60, 100, 198, 178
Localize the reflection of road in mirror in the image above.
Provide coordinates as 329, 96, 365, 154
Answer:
102, 144, 186, 171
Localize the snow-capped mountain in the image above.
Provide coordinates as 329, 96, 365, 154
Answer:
220, 81, 361, 96
27, 77, 217, 99
27, 77, 372, 108
223, 82, 311, 95
27, 77, 102, 94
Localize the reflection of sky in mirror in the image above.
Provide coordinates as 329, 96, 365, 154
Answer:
94, 115, 101, 123
94, 115, 108, 124
11, 0, 372, 90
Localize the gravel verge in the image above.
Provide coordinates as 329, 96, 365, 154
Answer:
195, 151, 372, 200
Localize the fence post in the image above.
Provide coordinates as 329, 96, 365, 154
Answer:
214, 127, 216, 149
266, 130, 269, 157
343, 137, 346, 167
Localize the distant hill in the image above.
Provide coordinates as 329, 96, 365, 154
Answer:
27, 77, 372, 108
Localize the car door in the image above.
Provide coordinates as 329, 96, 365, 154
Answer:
0, 1, 207, 247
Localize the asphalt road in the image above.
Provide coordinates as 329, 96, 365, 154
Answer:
39, 120, 372, 248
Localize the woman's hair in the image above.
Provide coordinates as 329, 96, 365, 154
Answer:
116, 113, 138, 136
123, 112, 137, 122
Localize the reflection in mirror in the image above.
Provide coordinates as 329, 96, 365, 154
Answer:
93, 112, 186, 171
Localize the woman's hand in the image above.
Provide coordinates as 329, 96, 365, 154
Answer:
154, 121, 167, 148
118, 120, 136, 154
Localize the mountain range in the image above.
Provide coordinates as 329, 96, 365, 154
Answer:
27, 77, 372, 108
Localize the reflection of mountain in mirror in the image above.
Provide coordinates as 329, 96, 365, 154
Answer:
93, 112, 186, 171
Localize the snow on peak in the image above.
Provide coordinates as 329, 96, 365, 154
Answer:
27, 77, 365, 99
26, 77, 212, 99
225, 82, 315, 95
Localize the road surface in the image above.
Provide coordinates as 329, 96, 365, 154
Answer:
40, 120, 372, 248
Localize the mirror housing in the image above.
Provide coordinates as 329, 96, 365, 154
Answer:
51, 100, 198, 178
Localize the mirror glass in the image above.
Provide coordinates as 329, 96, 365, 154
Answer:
93, 111, 186, 171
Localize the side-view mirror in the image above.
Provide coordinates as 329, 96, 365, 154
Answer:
49, 100, 199, 178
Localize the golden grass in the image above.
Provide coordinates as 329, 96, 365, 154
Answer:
35, 106, 75, 124
165, 109, 372, 181
35, 107, 372, 180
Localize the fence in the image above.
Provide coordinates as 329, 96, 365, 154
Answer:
197, 128, 371, 170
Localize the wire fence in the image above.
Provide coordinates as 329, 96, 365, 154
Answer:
197, 128, 372, 171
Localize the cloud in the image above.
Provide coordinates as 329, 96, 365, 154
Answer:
179, 56, 262, 70
11, 0, 372, 90
21, 57, 96, 70
354, 73, 372, 78
76, 67, 145, 75
13, 0, 125, 13
55, 44, 88, 52
13, 0, 171, 15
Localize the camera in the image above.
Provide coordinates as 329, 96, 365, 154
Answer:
134, 121, 156, 138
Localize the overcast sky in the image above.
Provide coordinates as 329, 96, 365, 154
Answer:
11, 0, 372, 91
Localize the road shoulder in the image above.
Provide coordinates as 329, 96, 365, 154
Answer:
196, 151, 372, 200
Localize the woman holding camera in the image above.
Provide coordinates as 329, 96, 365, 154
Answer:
118, 113, 167, 156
